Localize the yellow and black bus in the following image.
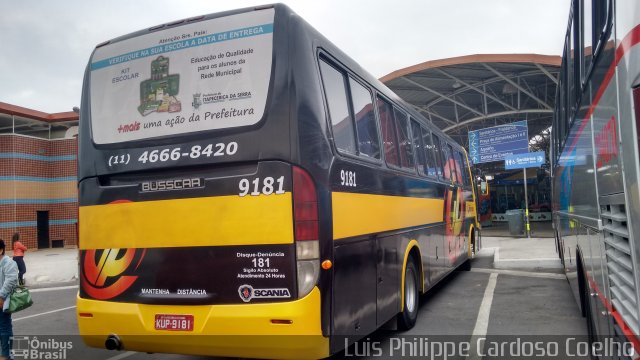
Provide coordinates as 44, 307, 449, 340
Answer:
77, 4, 479, 358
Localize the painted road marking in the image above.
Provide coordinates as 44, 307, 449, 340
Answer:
31, 285, 78, 293
106, 351, 136, 360
467, 272, 498, 360
471, 267, 565, 280
14, 305, 76, 322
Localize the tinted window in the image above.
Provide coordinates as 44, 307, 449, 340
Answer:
441, 143, 455, 181
319, 60, 356, 154
394, 108, 414, 169
350, 78, 380, 159
453, 150, 465, 185
422, 128, 438, 177
411, 120, 427, 175
583, 0, 592, 78
461, 151, 471, 187
568, 15, 576, 118
431, 134, 444, 178
377, 97, 399, 166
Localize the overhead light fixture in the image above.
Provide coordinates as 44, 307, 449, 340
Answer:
452, 81, 462, 89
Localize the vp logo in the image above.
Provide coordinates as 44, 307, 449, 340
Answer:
81, 248, 146, 300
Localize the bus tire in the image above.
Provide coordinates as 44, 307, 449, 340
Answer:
398, 259, 420, 330
581, 263, 597, 356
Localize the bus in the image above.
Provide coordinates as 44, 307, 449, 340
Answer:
552, 0, 640, 353
77, 4, 479, 358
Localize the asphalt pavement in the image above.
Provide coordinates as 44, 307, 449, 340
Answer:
10, 234, 588, 360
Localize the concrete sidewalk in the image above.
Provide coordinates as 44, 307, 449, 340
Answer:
478, 235, 563, 270
8, 247, 78, 288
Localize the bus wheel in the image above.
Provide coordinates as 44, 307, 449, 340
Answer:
398, 259, 419, 330
582, 268, 597, 357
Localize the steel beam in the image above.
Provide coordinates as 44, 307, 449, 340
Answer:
482, 63, 552, 110
403, 77, 484, 117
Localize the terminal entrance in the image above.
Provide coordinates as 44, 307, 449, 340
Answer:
479, 167, 553, 237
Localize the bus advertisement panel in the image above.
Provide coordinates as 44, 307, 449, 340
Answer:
89, 9, 273, 144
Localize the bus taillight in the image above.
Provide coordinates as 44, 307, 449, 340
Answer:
292, 166, 320, 298
293, 166, 318, 240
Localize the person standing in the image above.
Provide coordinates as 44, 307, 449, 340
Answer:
11, 234, 26, 286
0, 239, 18, 360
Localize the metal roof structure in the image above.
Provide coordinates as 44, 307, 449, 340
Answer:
381, 54, 561, 171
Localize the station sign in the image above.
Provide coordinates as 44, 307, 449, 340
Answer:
504, 151, 545, 170
468, 120, 529, 164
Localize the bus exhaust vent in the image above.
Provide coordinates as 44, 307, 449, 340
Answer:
601, 193, 639, 334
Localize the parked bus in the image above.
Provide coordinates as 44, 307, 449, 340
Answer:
77, 4, 479, 358
553, 0, 640, 353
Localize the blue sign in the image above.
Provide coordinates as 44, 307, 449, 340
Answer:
505, 151, 546, 170
468, 120, 529, 164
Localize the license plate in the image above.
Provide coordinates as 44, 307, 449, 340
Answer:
154, 314, 194, 331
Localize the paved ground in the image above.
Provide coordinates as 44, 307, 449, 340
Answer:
9, 234, 588, 360
8, 247, 78, 287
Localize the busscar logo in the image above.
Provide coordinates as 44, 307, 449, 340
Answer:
81, 248, 146, 300
140, 178, 203, 192
238, 285, 290, 302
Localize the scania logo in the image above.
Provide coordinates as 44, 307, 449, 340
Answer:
238, 285, 291, 302
81, 248, 146, 300
140, 178, 203, 192
238, 285, 254, 302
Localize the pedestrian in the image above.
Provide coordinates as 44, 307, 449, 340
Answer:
0, 239, 18, 360
11, 233, 26, 286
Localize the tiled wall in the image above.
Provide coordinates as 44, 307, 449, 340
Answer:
0, 134, 77, 249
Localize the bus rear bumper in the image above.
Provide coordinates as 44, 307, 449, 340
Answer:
77, 287, 329, 359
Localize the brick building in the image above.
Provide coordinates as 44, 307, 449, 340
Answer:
0, 102, 79, 249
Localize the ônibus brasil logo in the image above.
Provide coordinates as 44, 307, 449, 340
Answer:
81, 247, 146, 300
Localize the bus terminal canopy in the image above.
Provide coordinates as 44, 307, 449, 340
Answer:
380, 54, 560, 169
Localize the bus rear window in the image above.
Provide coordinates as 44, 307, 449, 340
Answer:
88, 9, 275, 144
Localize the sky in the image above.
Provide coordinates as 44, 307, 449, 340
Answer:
0, 0, 570, 114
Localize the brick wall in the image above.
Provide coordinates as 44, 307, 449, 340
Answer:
0, 134, 78, 249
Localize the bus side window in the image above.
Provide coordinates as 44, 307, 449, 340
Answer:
431, 134, 444, 179
447, 144, 459, 183
410, 119, 427, 176
377, 96, 400, 167
319, 59, 356, 155
453, 150, 465, 186
349, 77, 380, 159
461, 151, 471, 188
440, 143, 454, 181
393, 108, 414, 170
422, 128, 437, 178
582, 0, 592, 81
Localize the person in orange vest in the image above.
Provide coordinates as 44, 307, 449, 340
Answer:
10, 234, 26, 286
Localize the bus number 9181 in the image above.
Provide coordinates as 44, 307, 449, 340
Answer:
238, 176, 286, 196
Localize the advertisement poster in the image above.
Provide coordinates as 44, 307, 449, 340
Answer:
90, 9, 274, 144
